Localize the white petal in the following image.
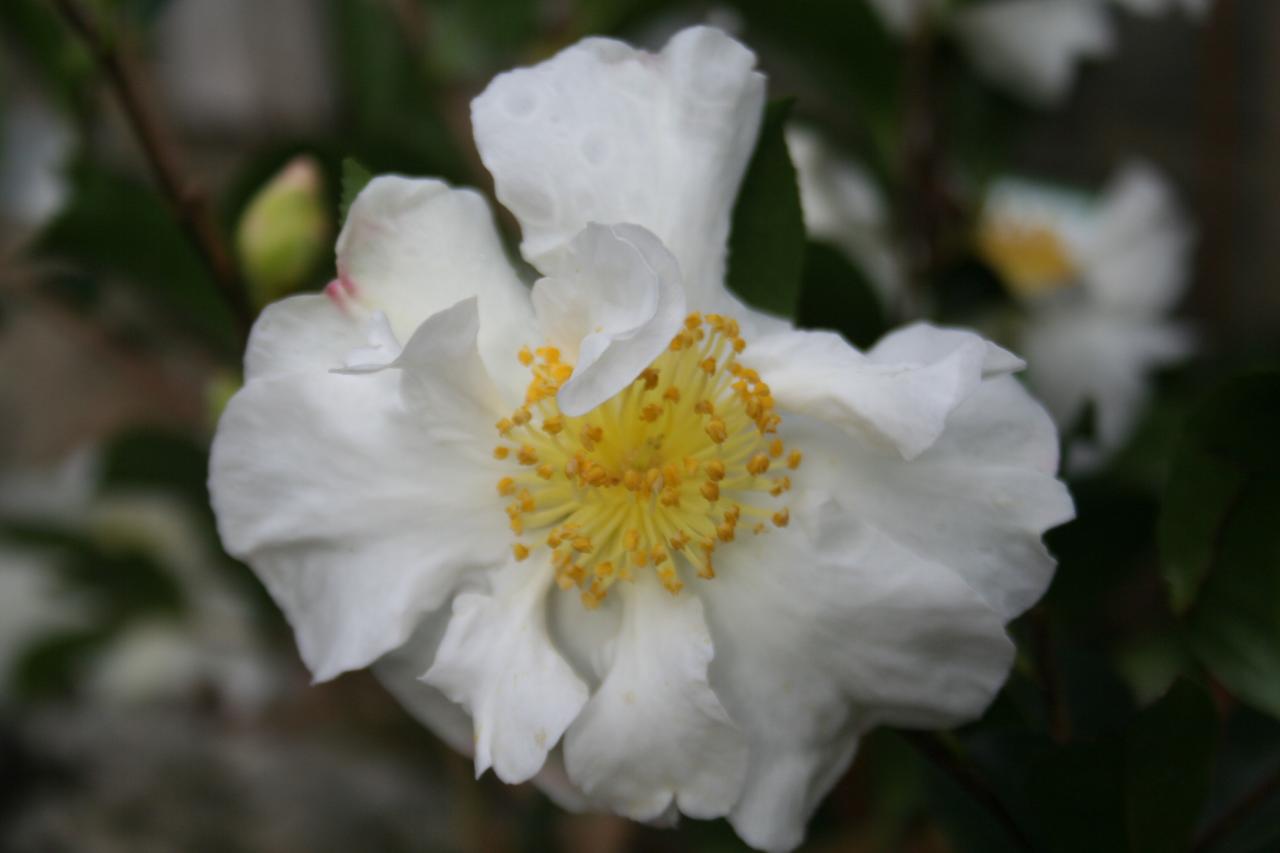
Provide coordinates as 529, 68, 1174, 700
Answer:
1074, 162, 1194, 315
335, 176, 536, 397
424, 559, 589, 784
471, 26, 764, 311
703, 497, 1016, 850
376, 617, 593, 812
1021, 300, 1193, 456
953, 0, 1114, 106
532, 224, 686, 416
866, 0, 946, 35
786, 126, 903, 303
564, 574, 749, 821
209, 301, 511, 681
786, 376, 1074, 620
743, 323, 1022, 460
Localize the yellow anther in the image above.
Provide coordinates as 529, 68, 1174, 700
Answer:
717, 522, 736, 542
494, 446, 510, 460
537, 346, 561, 364
516, 445, 538, 465
537, 463, 554, 480
697, 558, 716, 580
747, 453, 771, 476
581, 589, 603, 610
510, 516, 524, 534
513, 543, 530, 561
548, 532, 563, 548
496, 417, 514, 435
542, 415, 563, 434
663, 387, 681, 403
641, 403, 663, 422
684, 312, 702, 329
595, 561, 615, 580
632, 549, 649, 568
694, 400, 715, 415
511, 408, 531, 426
518, 490, 536, 512
701, 480, 720, 502
662, 463, 682, 487
770, 476, 792, 496
551, 363, 574, 383
623, 469, 643, 491
572, 536, 593, 553
705, 418, 728, 443
624, 529, 640, 551
518, 346, 534, 366
753, 522, 766, 535
497, 477, 516, 496
725, 505, 741, 523
769, 438, 784, 458
684, 456, 700, 475
660, 488, 681, 507
652, 545, 669, 564
733, 338, 746, 353
788, 450, 803, 470
773, 508, 790, 528
659, 565, 684, 594
700, 357, 717, 374
640, 368, 660, 390
556, 572, 576, 591
585, 424, 603, 443
705, 460, 726, 481
742, 368, 760, 383
585, 465, 609, 487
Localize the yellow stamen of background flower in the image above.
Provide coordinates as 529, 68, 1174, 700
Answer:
977, 219, 1079, 298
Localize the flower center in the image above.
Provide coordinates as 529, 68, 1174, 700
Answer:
977, 220, 1079, 298
494, 313, 800, 609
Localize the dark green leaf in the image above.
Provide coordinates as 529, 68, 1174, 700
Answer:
99, 427, 210, 509
340, 157, 373, 227
727, 99, 805, 318
1159, 372, 1280, 718
796, 241, 887, 349
1125, 679, 1218, 853
1028, 738, 1128, 853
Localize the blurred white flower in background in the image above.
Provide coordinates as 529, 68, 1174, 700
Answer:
977, 163, 1195, 468
867, 0, 1212, 106
0, 451, 284, 712
210, 26, 1073, 852
0, 91, 73, 238
785, 126, 903, 305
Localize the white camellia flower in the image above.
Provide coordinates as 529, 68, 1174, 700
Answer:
952, 0, 1114, 105
785, 126, 903, 305
209, 27, 1073, 852
977, 163, 1194, 467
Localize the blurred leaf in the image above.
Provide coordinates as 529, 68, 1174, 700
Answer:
35, 161, 239, 354
12, 626, 112, 699
340, 156, 373, 226
99, 427, 211, 510
1029, 738, 1127, 853
0, 0, 94, 109
1125, 679, 1217, 853
796, 241, 887, 349
727, 99, 805, 318
1159, 372, 1280, 718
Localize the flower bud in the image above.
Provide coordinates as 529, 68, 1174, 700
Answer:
235, 156, 329, 308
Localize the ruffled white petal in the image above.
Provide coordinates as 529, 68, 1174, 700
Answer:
424, 558, 589, 784
564, 574, 749, 822
532, 224, 686, 416
785, 374, 1074, 620
742, 323, 1022, 461
335, 176, 536, 397
471, 26, 764, 311
1074, 163, 1193, 315
953, 0, 1114, 105
704, 496, 1017, 851
209, 299, 510, 681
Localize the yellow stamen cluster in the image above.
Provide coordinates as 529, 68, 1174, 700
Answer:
495, 313, 800, 609
976, 220, 1079, 298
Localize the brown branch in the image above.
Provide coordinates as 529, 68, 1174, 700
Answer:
903, 731, 1034, 851
51, 0, 253, 342
1193, 763, 1280, 853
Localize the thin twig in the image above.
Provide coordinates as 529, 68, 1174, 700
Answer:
51, 0, 253, 341
1193, 763, 1280, 853
903, 731, 1034, 851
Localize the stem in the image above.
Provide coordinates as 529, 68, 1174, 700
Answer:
1193, 763, 1280, 853
903, 731, 1034, 851
51, 0, 253, 341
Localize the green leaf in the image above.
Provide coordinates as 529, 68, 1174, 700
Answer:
1159, 372, 1280, 718
1125, 679, 1218, 853
726, 99, 805, 319
796, 240, 887, 349
339, 156, 373, 227
1029, 738, 1128, 853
